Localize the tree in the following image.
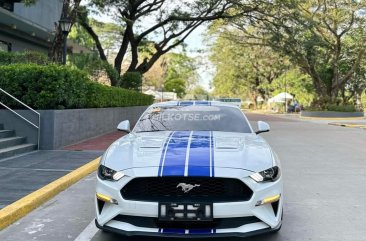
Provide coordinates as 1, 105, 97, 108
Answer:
270, 69, 315, 106
209, 28, 288, 107
230, 0, 366, 104
164, 52, 198, 88
164, 78, 186, 98
143, 51, 198, 92
78, 0, 260, 87
189, 86, 209, 100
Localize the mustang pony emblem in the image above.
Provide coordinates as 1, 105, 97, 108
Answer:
176, 183, 200, 193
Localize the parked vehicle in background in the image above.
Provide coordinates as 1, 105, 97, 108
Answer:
215, 98, 242, 108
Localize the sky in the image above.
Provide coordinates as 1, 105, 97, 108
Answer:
89, 8, 214, 91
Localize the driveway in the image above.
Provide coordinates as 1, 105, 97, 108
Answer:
1, 113, 366, 241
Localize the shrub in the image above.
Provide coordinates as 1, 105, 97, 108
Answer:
119, 72, 142, 91
0, 51, 49, 65
307, 104, 357, 112
0, 64, 153, 109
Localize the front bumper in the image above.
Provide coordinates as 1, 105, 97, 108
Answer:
95, 219, 280, 238
95, 167, 283, 238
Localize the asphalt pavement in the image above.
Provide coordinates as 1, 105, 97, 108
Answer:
1, 113, 366, 241
0, 150, 102, 209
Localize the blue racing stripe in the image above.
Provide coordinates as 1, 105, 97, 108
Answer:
188, 131, 211, 177
178, 101, 194, 106
211, 131, 215, 177
158, 132, 174, 176
195, 101, 209, 106
161, 228, 185, 234
161, 131, 190, 176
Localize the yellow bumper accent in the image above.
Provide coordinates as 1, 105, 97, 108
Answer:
257, 194, 281, 206
96, 193, 112, 202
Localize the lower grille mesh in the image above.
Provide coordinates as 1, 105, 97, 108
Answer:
121, 177, 253, 202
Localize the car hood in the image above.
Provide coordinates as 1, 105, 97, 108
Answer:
102, 131, 274, 174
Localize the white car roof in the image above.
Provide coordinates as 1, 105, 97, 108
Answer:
151, 100, 240, 108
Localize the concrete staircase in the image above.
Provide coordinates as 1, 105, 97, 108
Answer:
0, 124, 37, 159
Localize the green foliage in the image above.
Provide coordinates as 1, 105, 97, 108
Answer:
307, 95, 358, 112
164, 53, 198, 88
143, 52, 198, 93
209, 29, 288, 104
69, 24, 96, 49
164, 78, 186, 98
0, 51, 48, 65
271, 69, 315, 106
0, 64, 153, 109
307, 104, 357, 112
68, 53, 119, 83
230, 0, 366, 102
187, 86, 209, 100
119, 72, 143, 91
69, 19, 122, 51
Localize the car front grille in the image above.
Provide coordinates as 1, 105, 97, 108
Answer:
121, 177, 253, 202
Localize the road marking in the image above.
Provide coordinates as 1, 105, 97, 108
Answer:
74, 219, 99, 241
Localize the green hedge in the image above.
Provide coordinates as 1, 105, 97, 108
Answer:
0, 51, 49, 65
0, 64, 153, 109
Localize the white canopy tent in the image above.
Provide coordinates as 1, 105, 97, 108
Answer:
268, 92, 294, 103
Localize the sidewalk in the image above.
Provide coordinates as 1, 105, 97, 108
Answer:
0, 150, 102, 209
0, 131, 125, 210
64, 131, 125, 151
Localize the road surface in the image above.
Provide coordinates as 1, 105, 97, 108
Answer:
1, 113, 366, 241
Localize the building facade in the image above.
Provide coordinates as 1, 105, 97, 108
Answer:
0, 0, 63, 53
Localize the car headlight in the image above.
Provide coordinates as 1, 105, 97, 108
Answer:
98, 165, 125, 181
250, 166, 280, 182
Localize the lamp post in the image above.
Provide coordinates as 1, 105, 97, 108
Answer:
161, 84, 165, 102
284, 75, 287, 113
59, 17, 72, 65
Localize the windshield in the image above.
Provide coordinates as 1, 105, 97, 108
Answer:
134, 105, 252, 133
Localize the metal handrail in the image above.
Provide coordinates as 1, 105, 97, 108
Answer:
0, 88, 40, 150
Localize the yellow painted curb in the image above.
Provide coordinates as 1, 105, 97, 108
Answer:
0, 157, 101, 231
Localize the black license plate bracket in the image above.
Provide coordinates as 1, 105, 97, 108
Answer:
158, 203, 213, 222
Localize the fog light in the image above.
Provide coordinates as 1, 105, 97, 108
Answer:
256, 194, 281, 206
96, 193, 118, 205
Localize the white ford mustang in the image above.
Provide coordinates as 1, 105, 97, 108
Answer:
95, 101, 283, 238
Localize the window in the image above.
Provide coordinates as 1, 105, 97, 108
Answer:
0, 40, 11, 52
0, 0, 17, 12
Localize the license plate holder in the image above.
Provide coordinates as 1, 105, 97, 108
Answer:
158, 203, 213, 222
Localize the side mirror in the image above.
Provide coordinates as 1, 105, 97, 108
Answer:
256, 121, 270, 134
117, 120, 131, 133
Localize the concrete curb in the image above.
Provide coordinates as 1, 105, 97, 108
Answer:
301, 116, 365, 121
301, 111, 364, 118
0, 157, 101, 231
328, 123, 366, 129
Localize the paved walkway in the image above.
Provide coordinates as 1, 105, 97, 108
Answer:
64, 131, 125, 151
0, 150, 102, 209
0, 130, 126, 209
